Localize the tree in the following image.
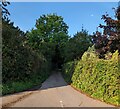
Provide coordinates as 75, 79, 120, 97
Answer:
28, 13, 68, 43
27, 14, 69, 68
1, 1, 10, 20
63, 30, 93, 62
92, 2, 120, 58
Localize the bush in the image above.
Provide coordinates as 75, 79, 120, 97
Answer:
2, 19, 51, 95
62, 49, 119, 106
81, 45, 98, 61
62, 61, 77, 84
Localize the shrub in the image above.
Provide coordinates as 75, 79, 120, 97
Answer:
62, 61, 77, 84
62, 49, 119, 106
2, 19, 51, 95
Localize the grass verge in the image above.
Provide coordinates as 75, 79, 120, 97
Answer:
2, 73, 49, 95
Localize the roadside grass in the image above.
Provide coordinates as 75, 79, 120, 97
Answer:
2, 73, 49, 95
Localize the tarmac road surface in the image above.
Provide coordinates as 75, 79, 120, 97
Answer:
3, 72, 114, 107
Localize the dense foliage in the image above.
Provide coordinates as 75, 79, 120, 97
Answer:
27, 14, 69, 68
27, 14, 92, 68
63, 30, 92, 62
62, 48, 119, 106
92, 5, 120, 58
62, 61, 77, 84
2, 19, 51, 95
62, 3, 120, 106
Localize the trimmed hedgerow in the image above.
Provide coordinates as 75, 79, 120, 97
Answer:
62, 50, 119, 106
62, 61, 77, 84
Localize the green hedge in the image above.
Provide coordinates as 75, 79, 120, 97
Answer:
62, 50, 119, 106
2, 19, 51, 95
62, 61, 77, 84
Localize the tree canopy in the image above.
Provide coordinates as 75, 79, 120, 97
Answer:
63, 30, 92, 62
92, 4, 120, 58
27, 14, 69, 43
27, 14, 70, 68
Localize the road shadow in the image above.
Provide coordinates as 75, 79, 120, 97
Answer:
2, 71, 68, 97
29, 71, 68, 91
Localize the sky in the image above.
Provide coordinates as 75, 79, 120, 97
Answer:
7, 2, 118, 36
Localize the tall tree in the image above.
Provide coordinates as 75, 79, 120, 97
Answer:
63, 30, 92, 62
27, 14, 69, 68
27, 13, 68, 43
93, 2, 120, 58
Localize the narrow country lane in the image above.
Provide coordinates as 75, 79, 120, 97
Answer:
3, 72, 114, 107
